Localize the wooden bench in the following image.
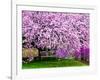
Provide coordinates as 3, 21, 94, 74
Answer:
40, 51, 55, 58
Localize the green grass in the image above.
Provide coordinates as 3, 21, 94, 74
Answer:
22, 58, 88, 69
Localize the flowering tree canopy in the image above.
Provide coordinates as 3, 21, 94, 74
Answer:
22, 10, 90, 59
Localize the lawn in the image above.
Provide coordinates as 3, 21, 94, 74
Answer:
22, 58, 88, 69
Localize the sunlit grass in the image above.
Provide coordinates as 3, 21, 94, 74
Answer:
22, 58, 88, 69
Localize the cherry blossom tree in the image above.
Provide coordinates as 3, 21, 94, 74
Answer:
22, 10, 90, 60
